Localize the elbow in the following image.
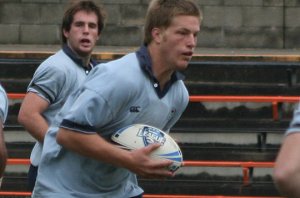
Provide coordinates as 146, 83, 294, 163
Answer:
0, 147, 7, 177
273, 165, 297, 195
56, 128, 71, 148
17, 109, 28, 126
56, 129, 65, 146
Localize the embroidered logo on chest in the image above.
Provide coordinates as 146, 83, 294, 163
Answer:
130, 106, 141, 113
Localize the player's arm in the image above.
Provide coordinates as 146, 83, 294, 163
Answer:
56, 127, 174, 178
18, 92, 49, 143
0, 119, 7, 177
273, 132, 300, 197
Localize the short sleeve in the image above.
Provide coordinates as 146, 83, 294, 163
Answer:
286, 104, 300, 135
28, 64, 66, 104
60, 89, 113, 134
0, 85, 8, 124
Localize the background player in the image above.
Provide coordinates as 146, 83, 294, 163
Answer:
17, 0, 106, 191
0, 84, 8, 178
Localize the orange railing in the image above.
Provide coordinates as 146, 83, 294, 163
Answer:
0, 192, 283, 198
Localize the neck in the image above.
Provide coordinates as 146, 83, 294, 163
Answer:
81, 56, 91, 68
147, 44, 172, 89
67, 44, 91, 68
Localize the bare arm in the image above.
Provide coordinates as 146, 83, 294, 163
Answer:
273, 133, 300, 197
56, 128, 174, 178
18, 92, 49, 143
0, 120, 7, 177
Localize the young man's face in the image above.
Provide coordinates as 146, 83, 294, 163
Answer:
64, 10, 99, 57
159, 15, 200, 71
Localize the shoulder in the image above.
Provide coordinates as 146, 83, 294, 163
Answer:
82, 53, 143, 100
98, 52, 139, 72
36, 50, 74, 72
0, 85, 8, 122
172, 80, 189, 105
32, 50, 75, 79
88, 53, 141, 87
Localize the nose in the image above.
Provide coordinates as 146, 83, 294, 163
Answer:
187, 34, 197, 48
83, 24, 89, 33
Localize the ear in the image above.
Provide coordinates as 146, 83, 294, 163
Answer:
63, 29, 69, 39
151, 27, 163, 44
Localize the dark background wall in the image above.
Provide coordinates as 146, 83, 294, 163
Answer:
0, 0, 300, 49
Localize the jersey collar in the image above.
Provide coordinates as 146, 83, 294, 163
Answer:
62, 44, 97, 74
136, 45, 185, 98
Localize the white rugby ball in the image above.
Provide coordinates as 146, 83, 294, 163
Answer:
111, 124, 183, 172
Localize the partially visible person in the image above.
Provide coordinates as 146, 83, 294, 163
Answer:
0, 84, 8, 179
32, 0, 202, 197
273, 104, 300, 197
17, 0, 106, 191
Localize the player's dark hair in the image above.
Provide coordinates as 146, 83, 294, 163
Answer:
144, 0, 202, 45
61, 0, 106, 44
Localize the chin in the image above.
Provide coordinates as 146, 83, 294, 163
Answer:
176, 63, 189, 71
78, 48, 92, 56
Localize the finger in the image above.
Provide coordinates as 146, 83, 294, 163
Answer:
150, 168, 175, 179
143, 143, 161, 154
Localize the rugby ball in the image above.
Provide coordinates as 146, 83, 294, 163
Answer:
111, 124, 183, 172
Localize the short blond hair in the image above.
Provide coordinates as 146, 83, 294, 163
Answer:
143, 0, 202, 45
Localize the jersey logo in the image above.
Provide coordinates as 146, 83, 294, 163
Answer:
130, 106, 141, 113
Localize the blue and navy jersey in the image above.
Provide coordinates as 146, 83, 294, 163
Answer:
33, 45, 189, 198
286, 104, 300, 135
27, 44, 97, 166
0, 84, 8, 125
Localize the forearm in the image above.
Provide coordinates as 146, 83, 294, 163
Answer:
56, 128, 133, 168
0, 126, 7, 177
57, 127, 174, 178
275, 174, 300, 197
19, 114, 49, 143
274, 133, 300, 197
18, 93, 49, 143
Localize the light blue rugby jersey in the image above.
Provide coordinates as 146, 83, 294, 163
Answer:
0, 84, 8, 125
33, 45, 189, 198
286, 104, 300, 135
27, 45, 97, 166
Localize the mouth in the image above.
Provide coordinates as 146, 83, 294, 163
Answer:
182, 52, 193, 60
182, 52, 193, 57
80, 38, 91, 46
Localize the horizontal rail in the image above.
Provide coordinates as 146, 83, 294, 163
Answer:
144, 196, 283, 198
7, 158, 30, 165
7, 158, 274, 168
8, 93, 300, 102
7, 93, 25, 99
0, 191, 283, 198
189, 95, 300, 103
183, 160, 274, 168
0, 191, 32, 196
